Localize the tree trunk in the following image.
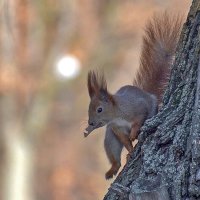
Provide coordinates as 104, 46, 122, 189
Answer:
104, 0, 200, 199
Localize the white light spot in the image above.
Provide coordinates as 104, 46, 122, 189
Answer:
55, 55, 81, 79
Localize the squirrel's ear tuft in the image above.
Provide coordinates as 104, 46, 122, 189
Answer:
87, 70, 107, 98
87, 70, 116, 104
87, 71, 95, 98
99, 89, 116, 105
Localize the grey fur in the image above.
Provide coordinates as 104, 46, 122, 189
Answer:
104, 125, 123, 164
103, 85, 158, 169
113, 85, 158, 123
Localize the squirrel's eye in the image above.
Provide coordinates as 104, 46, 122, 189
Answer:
97, 107, 103, 113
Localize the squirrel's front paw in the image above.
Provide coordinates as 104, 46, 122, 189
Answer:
105, 168, 118, 180
105, 170, 115, 180
105, 163, 120, 179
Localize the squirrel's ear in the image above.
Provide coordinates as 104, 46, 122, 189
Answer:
99, 89, 116, 105
87, 70, 115, 104
87, 71, 98, 98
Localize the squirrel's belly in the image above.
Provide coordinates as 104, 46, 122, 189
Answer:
109, 118, 132, 129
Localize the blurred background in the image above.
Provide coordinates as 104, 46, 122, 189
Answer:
0, 0, 190, 200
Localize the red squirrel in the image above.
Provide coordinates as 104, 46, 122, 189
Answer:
84, 13, 183, 179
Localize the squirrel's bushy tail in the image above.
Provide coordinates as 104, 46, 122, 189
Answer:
134, 12, 183, 102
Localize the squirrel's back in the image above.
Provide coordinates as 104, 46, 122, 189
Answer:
114, 85, 158, 121
133, 12, 183, 102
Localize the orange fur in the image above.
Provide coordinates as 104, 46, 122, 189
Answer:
87, 70, 116, 105
112, 126, 133, 153
134, 12, 183, 102
130, 117, 145, 141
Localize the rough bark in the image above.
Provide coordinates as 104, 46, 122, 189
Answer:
104, 0, 200, 199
